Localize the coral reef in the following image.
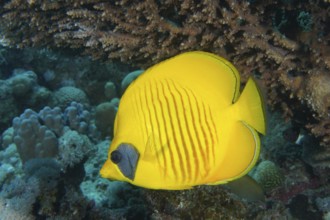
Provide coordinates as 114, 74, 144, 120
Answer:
145, 185, 247, 219
98, 181, 149, 219
302, 134, 330, 181
53, 86, 89, 108
0, 164, 15, 186
0, 177, 39, 220
58, 130, 92, 168
95, 99, 118, 137
0, 2, 330, 218
8, 69, 52, 107
288, 194, 323, 219
0, 135, 22, 186
104, 81, 117, 100
0, 107, 110, 219
0, 69, 52, 133
8, 70, 37, 97
81, 140, 110, 204
0, 80, 19, 132
0, 157, 109, 219
0, 48, 153, 219
1, 128, 13, 150
316, 196, 330, 215
251, 160, 284, 194
13, 108, 59, 163
11, 102, 98, 164
121, 70, 144, 94
0, 46, 131, 113
0, 0, 329, 151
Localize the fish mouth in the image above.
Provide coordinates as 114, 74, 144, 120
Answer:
99, 160, 112, 178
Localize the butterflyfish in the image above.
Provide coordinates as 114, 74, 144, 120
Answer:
100, 51, 266, 190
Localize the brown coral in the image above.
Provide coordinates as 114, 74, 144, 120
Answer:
0, 1, 329, 145
144, 185, 247, 219
305, 73, 330, 118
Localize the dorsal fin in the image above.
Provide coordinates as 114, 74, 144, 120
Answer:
138, 51, 241, 107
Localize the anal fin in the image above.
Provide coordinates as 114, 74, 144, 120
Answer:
226, 175, 265, 202
215, 121, 261, 181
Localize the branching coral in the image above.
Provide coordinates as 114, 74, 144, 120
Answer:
0, 1, 329, 148
11, 102, 97, 164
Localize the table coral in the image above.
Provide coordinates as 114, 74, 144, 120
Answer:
0, 0, 329, 150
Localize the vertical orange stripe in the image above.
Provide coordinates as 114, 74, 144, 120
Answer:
158, 82, 179, 180
186, 88, 212, 174
142, 84, 160, 168
181, 87, 208, 178
164, 79, 190, 183
197, 102, 214, 167
172, 84, 200, 182
161, 81, 184, 182
135, 88, 148, 144
154, 81, 168, 179
202, 103, 217, 166
169, 80, 194, 182
208, 106, 219, 144
146, 82, 164, 175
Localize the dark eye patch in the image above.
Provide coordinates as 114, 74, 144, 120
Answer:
114, 143, 139, 180
110, 150, 122, 164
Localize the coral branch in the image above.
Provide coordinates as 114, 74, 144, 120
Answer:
0, 0, 329, 148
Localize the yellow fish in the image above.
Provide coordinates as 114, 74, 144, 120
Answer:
100, 51, 266, 190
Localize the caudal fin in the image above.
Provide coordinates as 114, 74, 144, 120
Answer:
235, 78, 266, 135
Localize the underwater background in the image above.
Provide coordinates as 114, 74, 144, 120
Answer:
0, 0, 329, 219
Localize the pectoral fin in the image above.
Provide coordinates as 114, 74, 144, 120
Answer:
226, 175, 265, 202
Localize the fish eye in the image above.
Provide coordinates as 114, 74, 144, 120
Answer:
110, 150, 122, 164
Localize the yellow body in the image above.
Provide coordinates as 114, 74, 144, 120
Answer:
100, 51, 266, 189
